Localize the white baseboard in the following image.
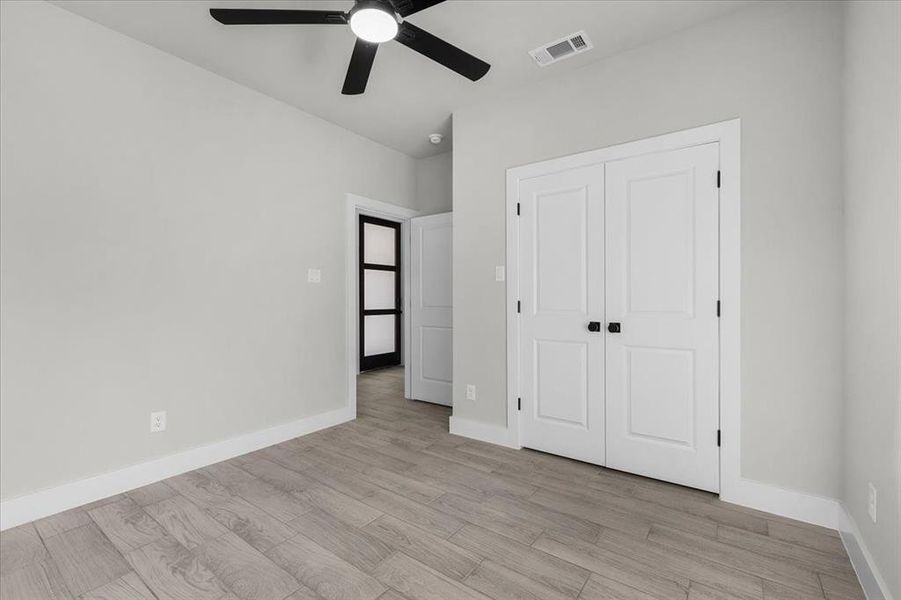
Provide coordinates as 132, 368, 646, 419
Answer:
838, 503, 895, 600
0, 405, 354, 531
449, 416, 520, 449
720, 476, 841, 530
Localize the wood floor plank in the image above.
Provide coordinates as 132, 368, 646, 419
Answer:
43, 523, 131, 596
716, 525, 855, 578
204, 496, 297, 553
125, 536, 229, 600
449, 524, 589, 598
532, 530, 688, 600
126, 481, 178, 507
529, 488, 652, 539
204, 462, 312, 523
295, 485, 383, 528
767, 521, 846, 556
233, 457, 318, 495
33, 507, 94, 541
430, 492, 543, 544
361, 465, 445, 504
647, 525, 822, 596
373, 551, 492, 600
819, 574, 865, 600
630, 486, 769, 535
594, 528, 763, 600
579, 573, 681, 600
362, 515, 481, 581
0, 523, 49, 576
762, 580, 827, 600
362, 489, 464, 538
483, 494, 602, 542
265, 534, 386, 600
80, 571, 156, 599
0, 557, 72, 600
194, 531, 300, 600
166, 470, 237, 508
287, 508, 394, 573
687, 581, 749, 600
143, 494, 229, 550
87, 497, 167, 554
300, 461, 383, 500
463, 559, 573, 600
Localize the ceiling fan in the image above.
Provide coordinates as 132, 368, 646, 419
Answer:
210, 0, 491, 95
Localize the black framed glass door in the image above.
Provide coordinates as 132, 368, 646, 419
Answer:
359, 215, 402, 371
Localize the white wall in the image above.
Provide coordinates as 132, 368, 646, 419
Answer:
842, 1, 901, 596
0, 0, 417, 501
452, 1, 845, 498
415, 151, 453, 215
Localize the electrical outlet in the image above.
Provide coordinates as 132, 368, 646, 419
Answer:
495, 266, 506, 282
307, 268, 321, 283
150, 411, 166, 433
868, 482, 877, 523
466, 384, 477, 401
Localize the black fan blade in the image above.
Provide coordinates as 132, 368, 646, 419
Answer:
210, 9, 347, 25
392, 0, 447, 18
396, 21, 490, 82
342, 38, 379, 95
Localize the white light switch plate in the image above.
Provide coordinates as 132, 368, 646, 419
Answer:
495, 266, 506, 282
307, 268, 321, 283
466, 384, 477, 401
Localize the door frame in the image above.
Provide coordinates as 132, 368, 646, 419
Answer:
359, 214, 403, 372
345, 193, 418, 417
505, 119, 741, 499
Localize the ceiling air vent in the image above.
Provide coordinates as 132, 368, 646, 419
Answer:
529, 30, 593, 67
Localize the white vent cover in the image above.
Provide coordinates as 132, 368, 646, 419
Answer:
529, 30, 593, 66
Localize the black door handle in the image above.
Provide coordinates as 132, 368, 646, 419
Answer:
608, 322, 621, 333
587, 321, 601, 332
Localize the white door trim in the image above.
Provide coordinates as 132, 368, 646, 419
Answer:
345, 193, 418, 416
505, 119, 742, 499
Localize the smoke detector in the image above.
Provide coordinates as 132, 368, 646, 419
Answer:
429, 133, 444, 145
529, 30, 593, 67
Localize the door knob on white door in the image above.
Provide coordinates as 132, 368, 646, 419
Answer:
607, 322, 621, 333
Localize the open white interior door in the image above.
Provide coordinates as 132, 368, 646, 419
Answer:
411, 213, 453, 406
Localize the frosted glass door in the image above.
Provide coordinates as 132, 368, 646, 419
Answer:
359, 215, 402, 371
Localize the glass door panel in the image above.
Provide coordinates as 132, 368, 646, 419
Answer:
359, 215, 401, 371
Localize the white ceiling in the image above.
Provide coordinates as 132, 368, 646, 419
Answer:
52, 0, 753, 157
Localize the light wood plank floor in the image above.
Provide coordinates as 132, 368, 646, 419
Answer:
1, 367, 865, 600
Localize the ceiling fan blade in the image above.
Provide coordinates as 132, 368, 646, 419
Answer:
396, 21, 490, 82
392, 0, 447, 18
342, 38, 379, 95
209, 9, 347, 25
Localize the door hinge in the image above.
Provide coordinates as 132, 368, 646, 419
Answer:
517, 397, 521, 411
717, 429, 721, 447
716, 170, 721, 188
716, 300, 721, 317
517, 300, 521, 313
516, 202, 521, 216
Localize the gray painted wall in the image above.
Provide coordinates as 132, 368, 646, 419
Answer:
0, 0, 417, 500
452, 1, 845, 498
842, 1, 901, 595
415, 152, 453, 216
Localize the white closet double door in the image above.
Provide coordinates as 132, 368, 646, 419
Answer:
518, 143, 721, 492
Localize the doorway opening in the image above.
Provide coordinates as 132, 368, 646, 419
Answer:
359, 214, 403, 372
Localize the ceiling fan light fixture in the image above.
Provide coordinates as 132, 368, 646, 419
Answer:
349, 6, 398, 43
